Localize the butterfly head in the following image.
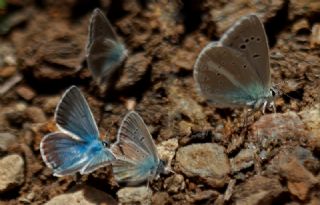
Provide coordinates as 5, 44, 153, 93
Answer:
102, 140, 110, 147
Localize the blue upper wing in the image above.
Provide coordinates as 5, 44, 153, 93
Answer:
55, 86, 99, 141
40, 132, 115, 176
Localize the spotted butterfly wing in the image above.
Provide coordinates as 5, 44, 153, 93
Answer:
194, 14, 272, 109
111, 111, 163, 185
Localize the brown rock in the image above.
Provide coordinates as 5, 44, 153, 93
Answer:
164, 174, 185, 193
25, 106, 47, 123
16, 85, 36, 101
230, 148, 254, 173
152, 192, 172, 205
311, 23, 320, 48
232, 175, 284, 205
250, 112, 309, 148
210, 0, 286, 35
45, 186, 117, 205
277, 153, 318, 201
176, 143, 230, 188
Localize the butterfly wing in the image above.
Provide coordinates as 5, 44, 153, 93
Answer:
219, 14, 270, 88
40, 132, 115, 176
86, 8, 127, 84
111, 111, 159, 185
55, 86, 99, 141
194, 42, 267, 107
87, 8, 118, 48
87, 39, 127, 83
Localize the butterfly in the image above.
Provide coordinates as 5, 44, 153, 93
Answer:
40, 86, 115, 176
86, 8, 128, 84
194, 14, 277, 113
111, 111, 167, 185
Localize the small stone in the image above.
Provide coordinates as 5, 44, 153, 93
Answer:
171, 49, 196, 71
164, 174, 185, 193
0, 66, 16, 78
45, 186, 116, 205
232, 175, 284, 205
0, 132, 17, 152
310, 23, 320, 48
16, 85, 36, 101
151, 192, 172, 205
41, 96, 60, 114
117, 186, 152, 205
189, 190, 219, 203
230, 148, 254, 173
277, 152, 318, 201
292, 18, 310, 33
176, 143, 230, 188
25, 106, 47, 123
156, 138, 178, 168
299, 104, 320, 154
250, 112, 309, 148
0, 154, 24, 193
293, 146, 320, 174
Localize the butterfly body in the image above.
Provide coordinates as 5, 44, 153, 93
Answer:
194, 14, 277, 113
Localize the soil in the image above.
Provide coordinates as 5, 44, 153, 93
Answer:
0, 0, 319, 204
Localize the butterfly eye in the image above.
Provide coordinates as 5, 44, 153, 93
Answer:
270, 88, 276, 96
102, 140, 110, 147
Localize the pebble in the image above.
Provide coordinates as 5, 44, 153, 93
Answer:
151, 192, 172, 205
189, 190, 219, 204
176, 143, 230, 188
0, 154, 25, 193
311, 23, 320, 48
164, 174, 185, 193
230, 148, 254, 173
299, 104, 320, 147
276, 151, 318, 201
40, 95, 60, 114
45, 186, 117, 205
232, 175, 284, 205
156, 138, 178, 168
16, 85, 36, 101
250, 112, 309, 148
117, 186, 152, 205
25, 106, 47, 123
0, 132, 17, 152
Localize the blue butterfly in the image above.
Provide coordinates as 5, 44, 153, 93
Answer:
40, 86, 115, 176
194, 14, 277, 113
111, 111, 168, 185
86, 8, 128, 84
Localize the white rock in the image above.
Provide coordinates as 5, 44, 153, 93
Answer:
0, 154, 24, 193
117, 186, 152, 205
156, 138, 179, 168
0, 133, 17, 152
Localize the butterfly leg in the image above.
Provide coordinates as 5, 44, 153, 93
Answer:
262, 101, 268, 114
270, 102, 276, 113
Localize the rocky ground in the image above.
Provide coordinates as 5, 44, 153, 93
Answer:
0, 0, 319, 204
